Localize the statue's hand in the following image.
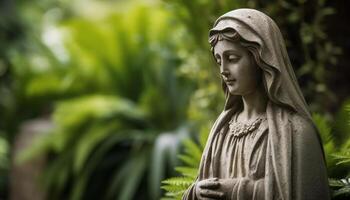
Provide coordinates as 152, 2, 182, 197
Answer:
195, 178, 224, 200
216, 178, 237, 198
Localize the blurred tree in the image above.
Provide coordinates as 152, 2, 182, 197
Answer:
9, 1, 196, 200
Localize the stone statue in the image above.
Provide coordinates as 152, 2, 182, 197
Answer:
183, 9, 330, 200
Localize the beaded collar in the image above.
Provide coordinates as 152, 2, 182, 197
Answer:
228, 113, 266, 138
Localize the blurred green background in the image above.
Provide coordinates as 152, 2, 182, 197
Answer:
0, 0, 350, 200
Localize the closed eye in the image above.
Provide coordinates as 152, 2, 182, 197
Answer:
227, 54, 240, 63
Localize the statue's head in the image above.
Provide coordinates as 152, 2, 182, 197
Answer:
208, 9, 311, 118
209, 27, 263, 97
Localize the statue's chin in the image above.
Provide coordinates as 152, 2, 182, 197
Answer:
228, 90, 242, 96
227, 86, 242, 96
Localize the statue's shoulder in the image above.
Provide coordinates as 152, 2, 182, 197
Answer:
287, 111, 318, 142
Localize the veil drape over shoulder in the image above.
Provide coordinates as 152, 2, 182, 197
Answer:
183, 9, 330, 200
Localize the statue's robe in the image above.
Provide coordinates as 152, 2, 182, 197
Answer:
183, 103, 330, 200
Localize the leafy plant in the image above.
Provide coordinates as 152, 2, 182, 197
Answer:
161, 140, 200, 200
312, 113, 337, 170
329, 178, 350, 198
161, 130, 207, 199
13, 1, 194, 200
334, 151, 350, 166
0, 136, 9, 199
332, 164, 350, 198
328, 103, 350, 199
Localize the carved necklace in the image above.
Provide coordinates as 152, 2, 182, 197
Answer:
228, 113, 265, 138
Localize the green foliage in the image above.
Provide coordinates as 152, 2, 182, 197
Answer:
334, 152, 350, 166
312, 108, 350, 200
8, 1, 193, 200
303, 103, 350, 198
330, 103, 350, 199
331, 102, 350, 171
16, 95, 152, 200
0, 136, 9, 196
329, 178, 350, 198
312, 113, 337, 169
161, 133, 207, 200
0, 136, 9, 170
291, 0, 342, 112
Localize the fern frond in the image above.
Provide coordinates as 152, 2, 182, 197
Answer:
333, 150, 350, 165
329, 178, 350, 197
161, 136, 203, 199
333, 187, 350, 197
162, 177, 193, 186
162, 190, 185, 200
175, 167, 197, 179
161, 184, 187, 193
161, 177, 193, 199
177, 154, 199, 168
329, 178, 348, 187
183, 139, 202, 162
312, 113, 332, 143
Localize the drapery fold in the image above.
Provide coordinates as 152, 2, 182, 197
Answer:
183, 103, 330, 200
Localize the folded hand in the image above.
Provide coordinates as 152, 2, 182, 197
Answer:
195, 178, 223, 199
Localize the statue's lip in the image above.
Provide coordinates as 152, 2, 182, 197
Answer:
225, 79, 236, 85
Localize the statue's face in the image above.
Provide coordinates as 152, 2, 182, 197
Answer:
213, 39, 261, 96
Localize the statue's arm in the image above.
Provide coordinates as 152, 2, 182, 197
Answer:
291, 115, 331, 200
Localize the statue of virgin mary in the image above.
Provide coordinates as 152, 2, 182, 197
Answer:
183, 9, 330, 200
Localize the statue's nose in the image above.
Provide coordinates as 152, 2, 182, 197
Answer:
221, 71, 230, 78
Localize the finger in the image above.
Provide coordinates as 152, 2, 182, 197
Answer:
199, 181, 220, 189
207, 177, 219, 182
200, 189, 225, 199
